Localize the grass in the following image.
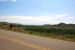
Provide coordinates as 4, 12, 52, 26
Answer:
21, 31, 75, 42
0, 26, 75, 42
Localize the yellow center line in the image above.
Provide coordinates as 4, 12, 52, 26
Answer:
0, 36, 50, 50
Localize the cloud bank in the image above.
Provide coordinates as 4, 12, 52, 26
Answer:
0, 15, 75, 25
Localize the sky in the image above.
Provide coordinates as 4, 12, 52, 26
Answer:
0, 0, 75, 25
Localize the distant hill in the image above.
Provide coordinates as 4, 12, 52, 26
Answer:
0, 22, 75, 29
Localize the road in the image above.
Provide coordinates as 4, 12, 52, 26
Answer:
0, 29, 75, 50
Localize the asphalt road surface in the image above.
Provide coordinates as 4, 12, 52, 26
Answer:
0, 29, 75, 50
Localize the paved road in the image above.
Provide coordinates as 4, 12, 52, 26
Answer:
0, 29, 75, 50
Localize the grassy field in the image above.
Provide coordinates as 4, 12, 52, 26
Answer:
0, 22, 75, 42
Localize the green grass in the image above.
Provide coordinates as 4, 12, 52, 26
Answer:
0, 25, 75, 42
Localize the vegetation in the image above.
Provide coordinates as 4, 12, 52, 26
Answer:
0, 22, 75, 42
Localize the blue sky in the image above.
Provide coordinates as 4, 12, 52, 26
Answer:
0, 0, 75, 25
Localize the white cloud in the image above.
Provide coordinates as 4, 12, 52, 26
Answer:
0, 14, 74, 25
0, 0, 5, 2
54, 14, 67, 18
12, 0, 16, 2
68, 17, 74, 19
0, 16, 51, 25
0, 0, 16, 2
